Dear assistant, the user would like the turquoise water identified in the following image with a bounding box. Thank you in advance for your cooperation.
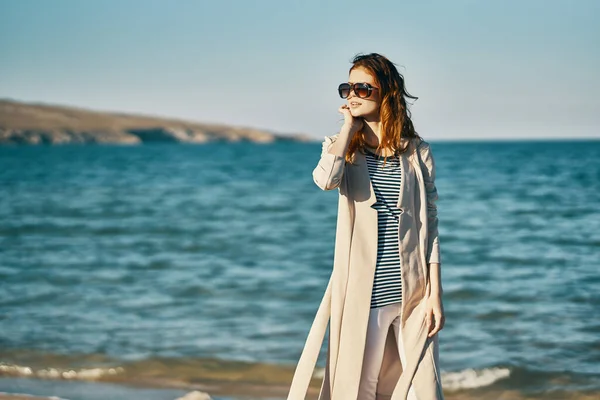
[1,139,599,399]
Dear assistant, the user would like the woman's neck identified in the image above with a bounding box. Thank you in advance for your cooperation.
[361,119,385,147]
[360,118,398,156]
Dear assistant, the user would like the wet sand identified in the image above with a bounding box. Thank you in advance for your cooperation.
[3,391,600,400]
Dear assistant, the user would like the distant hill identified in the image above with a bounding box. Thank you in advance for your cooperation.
[0,99,314,145]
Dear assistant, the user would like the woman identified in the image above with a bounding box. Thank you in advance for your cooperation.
[287,53,445,400]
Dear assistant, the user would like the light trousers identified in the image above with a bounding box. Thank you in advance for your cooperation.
[357,301,419,400]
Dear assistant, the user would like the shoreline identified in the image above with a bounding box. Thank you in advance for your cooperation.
[3,389,600,400]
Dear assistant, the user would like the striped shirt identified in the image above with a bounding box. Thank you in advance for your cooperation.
[364,148,403,309]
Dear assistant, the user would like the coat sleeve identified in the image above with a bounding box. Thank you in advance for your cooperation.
[417,140,441,265]
[312,134,346,191]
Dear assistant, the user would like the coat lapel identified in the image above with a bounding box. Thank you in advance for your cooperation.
[347,148,377,207]
[328,149,377,398]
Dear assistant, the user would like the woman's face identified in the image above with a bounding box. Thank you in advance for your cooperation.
[347,67,381,120]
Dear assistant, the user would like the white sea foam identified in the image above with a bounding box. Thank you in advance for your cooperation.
[313,366,510,390]
[0,362,124,380]
[175,390,213,400]
[441,367,511,390]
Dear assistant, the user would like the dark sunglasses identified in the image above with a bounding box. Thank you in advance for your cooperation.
[338,82,379,99]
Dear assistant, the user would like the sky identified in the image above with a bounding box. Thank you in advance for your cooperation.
[1,0,598,141]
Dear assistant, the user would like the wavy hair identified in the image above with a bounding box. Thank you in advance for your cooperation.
[344,52,422,165]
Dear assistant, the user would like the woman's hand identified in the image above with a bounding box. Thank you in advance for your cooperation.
[338,104,364,134]
[425,293,445,337]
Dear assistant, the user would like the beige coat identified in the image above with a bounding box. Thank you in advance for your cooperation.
[287,133,444,400]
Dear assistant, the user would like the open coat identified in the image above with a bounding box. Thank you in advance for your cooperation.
[287,134,445,400]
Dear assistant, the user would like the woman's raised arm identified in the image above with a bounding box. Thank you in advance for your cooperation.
[311,133,346,191]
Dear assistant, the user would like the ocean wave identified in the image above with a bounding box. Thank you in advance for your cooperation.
[441,366,511,390]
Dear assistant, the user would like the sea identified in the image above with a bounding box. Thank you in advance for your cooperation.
[0,138,599,400]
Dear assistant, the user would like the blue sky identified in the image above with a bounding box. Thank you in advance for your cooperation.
[1,0,598,140]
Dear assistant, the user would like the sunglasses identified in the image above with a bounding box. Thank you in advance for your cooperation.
[338,82,379,99]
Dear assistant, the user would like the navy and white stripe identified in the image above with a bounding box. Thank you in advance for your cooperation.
[364,148,403,309]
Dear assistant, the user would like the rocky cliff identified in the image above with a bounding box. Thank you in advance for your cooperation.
[0,99,313,145]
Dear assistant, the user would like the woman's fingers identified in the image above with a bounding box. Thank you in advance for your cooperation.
[338,104,350,119]
[428,312,444,337]
[425,309,434,334]
[339,104,351,115]
[429,314,439,337]
[338,104,363,133]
